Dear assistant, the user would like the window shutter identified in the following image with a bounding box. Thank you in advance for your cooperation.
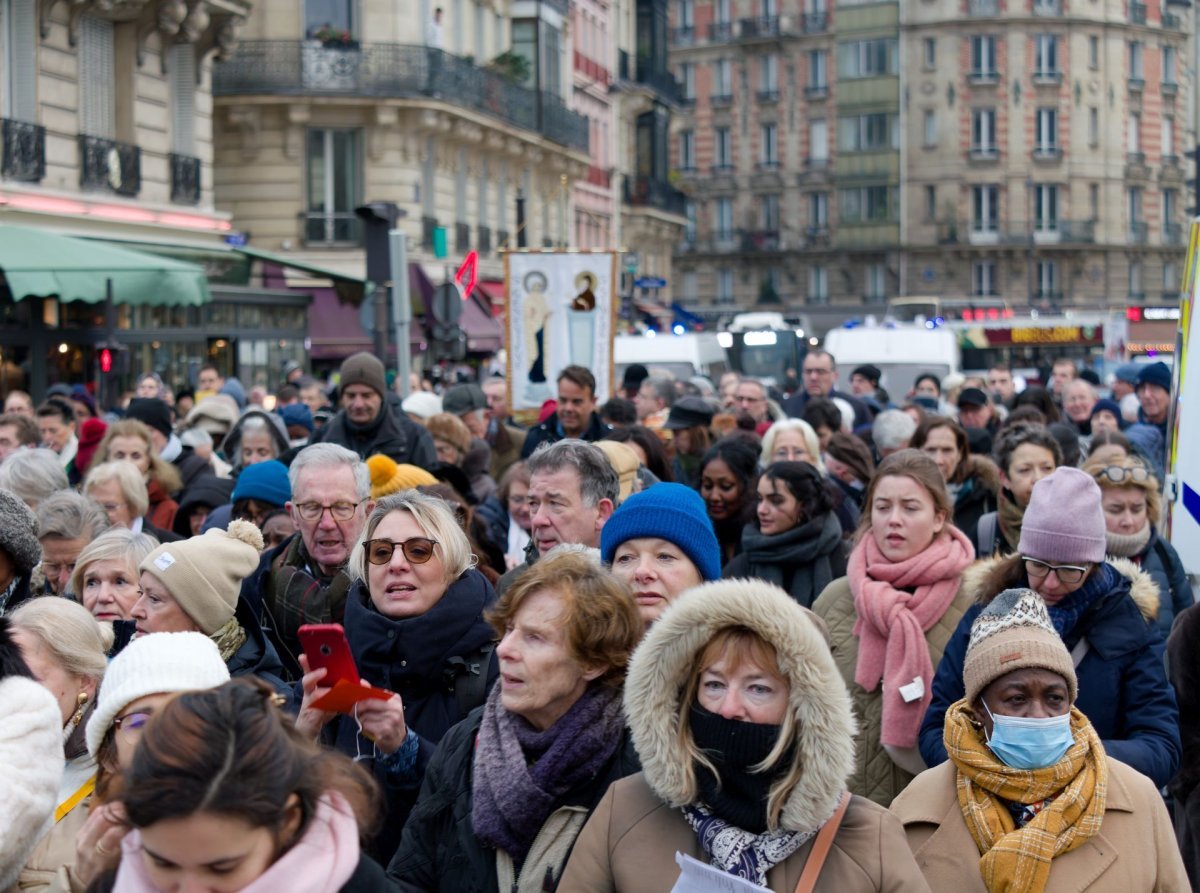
[7,0,38,121]
[79,15,114,138]
[168,44,196,154]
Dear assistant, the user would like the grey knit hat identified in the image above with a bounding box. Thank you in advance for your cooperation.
[0,488,41,575]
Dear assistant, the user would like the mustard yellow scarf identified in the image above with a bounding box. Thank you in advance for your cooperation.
[944,700,1107,893]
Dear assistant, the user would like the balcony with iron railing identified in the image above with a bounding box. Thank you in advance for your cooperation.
[739,15,780,38]
[940,218,1096,246]
[804,83,829,99]
[802,11,829,32]
[213,41,589,152]
[710,92,734,107]
[670,25,695,44]
[1163,11,1182,28]
[708,20,734,41]
[1130,1,1146,23]
[968,0,998,15]
[1165,223,1183,245]
[617,50,682,103]
[1032,68,1062,85]
[1129,221,1149,244]
[1032,145,1062,162]
[968,68,1000,85]
[302,211,362,245]
[1128,76,1145,92]
[1,118,45,183]
[1032,0,1062,15]
[478,225,491,255]
[1163,79,1179,96]
[622,174,687,217]
[169,153,201,205]
[756,88,780,102]
[78,134,141,197]
[968,145,999,163]
[740,228,782,252]
[455,221,471,252]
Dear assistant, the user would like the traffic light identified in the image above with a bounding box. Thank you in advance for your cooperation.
[99,348,113,373]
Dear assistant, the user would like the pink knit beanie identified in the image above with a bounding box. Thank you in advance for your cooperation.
[1017,466,1106,564]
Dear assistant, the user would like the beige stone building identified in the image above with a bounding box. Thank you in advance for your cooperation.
[903,0,1192,308]
[211,0,590,302]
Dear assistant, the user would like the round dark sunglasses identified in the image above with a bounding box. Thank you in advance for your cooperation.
[364,537,439,566]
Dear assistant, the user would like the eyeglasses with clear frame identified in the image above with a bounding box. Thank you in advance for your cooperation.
[293,501,362,522]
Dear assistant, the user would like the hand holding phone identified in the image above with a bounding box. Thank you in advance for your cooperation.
[297,624,392,715]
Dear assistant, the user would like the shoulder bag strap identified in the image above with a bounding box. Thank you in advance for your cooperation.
[793,791,851,893]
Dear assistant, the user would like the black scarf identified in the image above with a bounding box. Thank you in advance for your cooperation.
[737,512,843,608]
[690,704,789,834]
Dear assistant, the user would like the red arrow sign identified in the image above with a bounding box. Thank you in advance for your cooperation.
[454,251,478,300]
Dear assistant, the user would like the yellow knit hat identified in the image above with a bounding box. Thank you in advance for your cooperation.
[367,454,438,499]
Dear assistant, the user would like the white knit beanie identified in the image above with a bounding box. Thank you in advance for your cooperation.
[86,631,230,759]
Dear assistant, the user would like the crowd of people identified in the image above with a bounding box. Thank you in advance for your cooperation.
[0,346,1196,892]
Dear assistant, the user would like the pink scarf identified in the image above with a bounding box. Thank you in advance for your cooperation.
[848,526,974,748]
[113,792,360,893]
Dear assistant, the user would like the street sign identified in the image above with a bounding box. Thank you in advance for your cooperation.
[455,251,478,298]
[635,276,667,289]
[431,283,463,324]
[624,251,640,273]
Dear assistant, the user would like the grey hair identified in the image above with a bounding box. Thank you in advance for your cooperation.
[10,597,112,680]
[179,427,212,449]
[872,409,917,452]
[69,527,159,601]
[288,443,370,501]
[0,448,69,508]
[1065,378,1097,400]
[643,375,676,408]
[543,542,602,565]
[760,419,826,474]
[348,489,474,585]
[84,461,150,517]
[526,439,620,508]
[36,490,111,542]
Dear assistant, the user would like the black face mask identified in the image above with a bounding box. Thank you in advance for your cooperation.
[689,703,790,833]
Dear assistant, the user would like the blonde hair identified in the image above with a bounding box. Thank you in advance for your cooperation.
[759,419,825,474]
[96,419,182,494]
[10,597,113,681]
[70,527,160,600]
[675,627,800,830]
[84,461,150,518]
[1083,454,1162,526]
[349,490,475,585]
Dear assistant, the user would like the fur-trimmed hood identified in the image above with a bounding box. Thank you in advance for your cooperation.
[624,579,856,833]
[962,453,1001,495]
[959,553,1160,623]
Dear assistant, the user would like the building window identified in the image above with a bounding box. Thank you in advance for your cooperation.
[1037,260,1058,298]
[717,267,734,303]
[760,123,778,165]
[715,127,731,168]
[714,197,732,239]
[1034,34,1058,76]
[682,270,698,300]
[759,54,778,96]
[1129,260,1143,297]
[809,191,828,227]
[838,113,897,152]
[679,0,694,30]
[865,263,886,301]
[1034,183,1058,233]
[923,37,936,69]
[1128,113,1141,154]
[809,118,828,163]
[762,193,780,230]
[305,128,361,243]
[1089,182,1099,219]
[840,185,893,222]
[683,200,697,242]
[1035,107,1057,152]
[1088,107,1098,147]
[4,0,38,121]
[972,261,997,296]
[1163,116,1174,157]
[1088,34,1098,69]
[1165,189,1178,222]
[715,0,730,24]
[679,130,694,169]
[79,15,115,138]
[970,35,997,77]
[838,38,897,78]
[808,265,828,304]
[1129,41,1143,81]
[304,0,354,37]
[167,44,195,155]
[925,184,936,220]
[971,184,999,236]
[1164,261,1179,293]
[923,110,937,147]
[713,59,732,97]
[679,62,695,100]
[808,49,827,89]
[1163,46,1177,86]
[971,108,996,152]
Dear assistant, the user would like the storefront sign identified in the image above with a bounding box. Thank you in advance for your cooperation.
[983,325,1103,346]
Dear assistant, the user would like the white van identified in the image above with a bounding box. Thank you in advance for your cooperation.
[823,323,961,399]
[614,333,730,384]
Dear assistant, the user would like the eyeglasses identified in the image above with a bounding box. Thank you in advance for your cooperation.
[293,501,361,522]
[1022,557,1089,585]
[1096,465,1151,485]
[112,710,152,743]
[41,561,76,578]
[364,537,439,566]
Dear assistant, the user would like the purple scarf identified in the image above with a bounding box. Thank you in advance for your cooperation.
[472,682,625,862]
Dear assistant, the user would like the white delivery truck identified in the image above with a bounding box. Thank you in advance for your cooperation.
[614,332,730,384]
[822,322,961,401]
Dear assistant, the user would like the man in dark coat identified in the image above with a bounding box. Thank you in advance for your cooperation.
[521,365,612,458]
[781,349,872,429]
[310,352,437,470]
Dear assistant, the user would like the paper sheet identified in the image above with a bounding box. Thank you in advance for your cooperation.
[311,679,393,713]
[669,853,766,892]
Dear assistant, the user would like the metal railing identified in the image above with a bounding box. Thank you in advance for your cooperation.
[941,218,1096,245]
[302,211,362,245]
[968,0,998,15]
[740,228,781,251]
[78,134,140,196]
[804,83,829,99]
[1162,11,1182,28]
[1128,76,1145,91]
[708,21,734,40]
[1130,1,1146,23]
[1032,145,1062,161]
[669,25,695,45]
[422,215,439,246]
[756,89,780,102]
[622,175,686,216]
[455,221,470,253]
[1032,69,1062,85]
[1129,221,1149,244]
[710,92,734,106]
[1165,223,1183,245]
[739,15,779,37]
[478,225,491,255]
[213,41,589,152]
[802,12,829,32]
[169,153,201,205]
[968,146,999,161]
[968,69,1000,84]
[1032,0,1061,14]
[1,118,44,183]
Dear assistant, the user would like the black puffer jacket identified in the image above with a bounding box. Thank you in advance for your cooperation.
[312,405,437,470]
[327,569,499,862]
[951,455,999,553]
[226,598,292,707]
[520,412,611,458]
[388,707,640,893]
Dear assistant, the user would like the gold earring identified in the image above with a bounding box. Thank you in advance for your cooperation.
[69,691,88,727]
[77,691,89,707]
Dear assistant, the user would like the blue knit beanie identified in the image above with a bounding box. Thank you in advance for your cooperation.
[600,483,721,582]
[1090,398,1126,429]
[231,459,291,507]
[1136,361,1172,393]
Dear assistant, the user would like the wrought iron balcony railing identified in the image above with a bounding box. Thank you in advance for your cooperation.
[78,134,140,197]
[1,118,45,183]
[169,152,201,205]
[622,175,686,216]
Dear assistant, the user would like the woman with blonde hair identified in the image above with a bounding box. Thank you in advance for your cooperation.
[7,597,111,893]
[69,528,159,648]
[83,462,178,543]
[93,419,182,531]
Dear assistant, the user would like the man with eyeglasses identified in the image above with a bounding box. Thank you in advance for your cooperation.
[781,348,872,429]
[239,443,375,678]
[921,466,1181,790]
[34,491,110,597]
[732,378,772,425]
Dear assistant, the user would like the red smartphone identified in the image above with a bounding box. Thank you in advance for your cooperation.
[297,624,360,688]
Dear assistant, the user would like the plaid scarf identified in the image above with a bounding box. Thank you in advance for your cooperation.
[944,700,1107,893]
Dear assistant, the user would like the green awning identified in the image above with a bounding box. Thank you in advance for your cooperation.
[236,245,369,305]
[0,225,211,305]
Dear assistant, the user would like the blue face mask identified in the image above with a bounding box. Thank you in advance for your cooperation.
[982,700,1074,770]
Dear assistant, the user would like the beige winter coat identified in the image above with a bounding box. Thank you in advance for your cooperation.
[558,578,932,893]
[5,756,94,893]
[811,575,973,807]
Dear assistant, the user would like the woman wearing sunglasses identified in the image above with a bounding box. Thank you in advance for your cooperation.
[919,467,1180,791]
[1085,455,1194,636]
[295,489,497,863]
